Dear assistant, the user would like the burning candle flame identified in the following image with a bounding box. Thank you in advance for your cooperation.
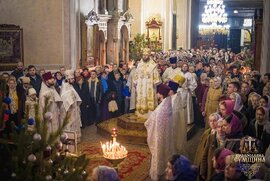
[100,128,128,159]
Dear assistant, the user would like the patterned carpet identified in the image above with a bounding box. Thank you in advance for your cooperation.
[80,142,150,181]
[79,124,204,181]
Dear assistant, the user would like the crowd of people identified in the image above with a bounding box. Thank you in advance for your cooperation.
[1,46,270,180]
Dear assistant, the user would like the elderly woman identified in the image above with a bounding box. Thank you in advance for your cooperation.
[165,154,197,181]
[92,166,120,181]
[224,155,247,180]
[200,118,226,181]
[209,148,234,181]
[194,113,221,180]
[247,92,261,123]
[204,77,223,128]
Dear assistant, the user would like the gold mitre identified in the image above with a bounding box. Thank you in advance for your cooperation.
[173,74,186,85]
[142,48,151,56]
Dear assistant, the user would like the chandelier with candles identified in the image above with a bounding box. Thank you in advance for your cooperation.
[199,0,230,35]
[100,128,128,170]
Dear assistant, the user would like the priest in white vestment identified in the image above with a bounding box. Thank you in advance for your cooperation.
[162,57,183,83]
[60,70,82,142]
[39,72,62,133]
[145,84,174,180]
[180,63,197,124]
[168,80,188,154]
[133,48,161,118]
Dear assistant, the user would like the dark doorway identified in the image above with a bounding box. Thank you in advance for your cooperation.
[228,29,241,53]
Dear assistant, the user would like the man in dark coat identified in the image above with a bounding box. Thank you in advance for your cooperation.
[86,70,103,124]
[73,76,92,127]
[26,65,42,97]
[11,61,24,80]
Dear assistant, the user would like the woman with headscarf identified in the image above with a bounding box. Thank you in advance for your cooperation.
[194,113,221,180]
[246,92,261,124]
[229,92,249,135]
[224,155,248,181]
[219,100,235,118]
[209,148,234,181]
[219,100,244,152]
[195,73,209,127]
[221,111,243,153]
[92,166,120,181]
[165,154,197,181]
[54,71,64,94]
[259,95,270,109]
[200,117,225,181]
[229,92,244,113]
[204,77,223,128]
[248,106,270,153]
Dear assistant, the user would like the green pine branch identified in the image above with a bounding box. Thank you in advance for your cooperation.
[0,95,89,181]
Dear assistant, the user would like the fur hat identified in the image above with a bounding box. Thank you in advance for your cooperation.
[108,100,118,112]
[22,77,30,84]
[28,88,36,96]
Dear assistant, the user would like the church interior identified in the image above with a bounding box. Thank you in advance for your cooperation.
[1,0,270,181]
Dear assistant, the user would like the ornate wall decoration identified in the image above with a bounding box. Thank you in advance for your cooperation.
[0,24,23,71]
[85,9,100,26]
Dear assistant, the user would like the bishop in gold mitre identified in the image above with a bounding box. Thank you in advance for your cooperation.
[133,48,161,119]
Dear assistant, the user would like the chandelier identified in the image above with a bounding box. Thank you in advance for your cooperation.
[199,0,230,35]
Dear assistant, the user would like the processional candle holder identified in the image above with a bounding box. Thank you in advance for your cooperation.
[100,128,128,172]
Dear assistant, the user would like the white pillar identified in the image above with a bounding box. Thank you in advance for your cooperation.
[70,0,81,69]
[187,0,192,49]
[176,0,190,49]
[260,0,270,74]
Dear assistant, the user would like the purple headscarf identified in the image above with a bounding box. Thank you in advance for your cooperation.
[224,100,235,116]
[216,148,234,170]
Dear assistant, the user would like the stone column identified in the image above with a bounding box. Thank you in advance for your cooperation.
[107,18,120,64]
[104,0,108,14]
[69,0,81,69]
[260,0,270,74]
[176,0,189,49]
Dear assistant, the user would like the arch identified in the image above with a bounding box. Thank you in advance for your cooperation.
[120,25,129,63]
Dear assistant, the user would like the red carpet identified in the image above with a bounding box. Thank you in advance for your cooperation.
[80,143,150,181]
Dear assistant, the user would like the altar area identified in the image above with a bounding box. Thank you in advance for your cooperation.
[96,113,196,145]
